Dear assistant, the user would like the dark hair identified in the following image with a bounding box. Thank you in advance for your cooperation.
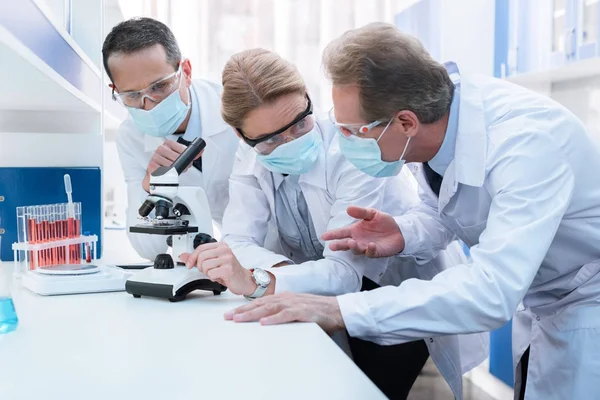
[102,17,181,82]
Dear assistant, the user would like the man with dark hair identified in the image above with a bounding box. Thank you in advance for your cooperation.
[102,17,240,260]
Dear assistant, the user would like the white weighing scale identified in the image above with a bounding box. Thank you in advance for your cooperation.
[20,264,132,296]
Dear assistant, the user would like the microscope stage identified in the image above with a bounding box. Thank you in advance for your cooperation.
[130,224,199,235]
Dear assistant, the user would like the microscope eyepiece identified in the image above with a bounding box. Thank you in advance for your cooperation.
[173,137,206,175]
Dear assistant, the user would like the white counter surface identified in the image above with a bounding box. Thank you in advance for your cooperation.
[0,250,385,400]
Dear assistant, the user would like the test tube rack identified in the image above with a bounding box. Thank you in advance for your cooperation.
[12,235,98,269]
[11,202,97,274]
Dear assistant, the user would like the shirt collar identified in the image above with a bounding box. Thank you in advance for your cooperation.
[180,87,201,141]
[428,85,460,177]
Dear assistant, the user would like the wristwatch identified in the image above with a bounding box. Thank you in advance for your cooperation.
[245,268,271,300]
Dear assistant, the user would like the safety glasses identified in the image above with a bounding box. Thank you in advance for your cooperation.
[238,95,314,155]
[112,64,183,109]
[328,107,386,137]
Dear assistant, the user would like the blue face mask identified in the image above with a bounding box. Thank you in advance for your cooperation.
[127,83,191,138]
[338,118,411,178]
[256,129,322,175]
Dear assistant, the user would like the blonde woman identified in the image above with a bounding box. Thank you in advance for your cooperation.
[181,48,487,400]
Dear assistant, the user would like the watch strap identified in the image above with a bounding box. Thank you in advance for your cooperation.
[245,269,269,300]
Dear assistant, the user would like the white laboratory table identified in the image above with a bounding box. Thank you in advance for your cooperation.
[0,262,386,400]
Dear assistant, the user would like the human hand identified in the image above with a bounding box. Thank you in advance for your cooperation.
[224,292,345,334]
[180,242,271,296]
[142,140,204,192]
[321,206,405,258]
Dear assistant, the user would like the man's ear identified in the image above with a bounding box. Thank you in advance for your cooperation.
[181,59,193,84]
[395,110,420,138]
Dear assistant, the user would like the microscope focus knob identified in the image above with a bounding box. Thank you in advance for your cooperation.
[193,233,217,249]
[166,235,173,248]
[154,254,174,270]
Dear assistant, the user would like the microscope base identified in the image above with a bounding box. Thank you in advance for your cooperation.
[125,266,227,302]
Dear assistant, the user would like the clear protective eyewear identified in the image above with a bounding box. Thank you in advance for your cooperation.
[112,65,183,109]
[328,107,385,137]
[238,95,315,155]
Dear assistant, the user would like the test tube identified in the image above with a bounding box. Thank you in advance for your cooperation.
[61,203,69,264]
[56,204,63,265]
[49,205,57,266]
[75,202,82,263]
[43,205,51,267]
[26,206,36,270]
[16,207,27,275]
[84,231,92,263]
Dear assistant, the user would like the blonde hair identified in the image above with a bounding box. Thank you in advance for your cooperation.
[323,22,454,124]
[221,48,306,129]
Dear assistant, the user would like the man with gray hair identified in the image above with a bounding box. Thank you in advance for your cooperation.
[225,22,600,400]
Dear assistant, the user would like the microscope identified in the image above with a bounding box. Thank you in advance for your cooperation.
[125,137,227,302]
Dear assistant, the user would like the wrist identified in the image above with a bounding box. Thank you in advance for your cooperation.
[242,268,256,296]
[265,272,276,296]
[243,269,276,298]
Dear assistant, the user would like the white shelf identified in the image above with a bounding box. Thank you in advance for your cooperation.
[0,0,103,114]
[0,25,101,113]
[506,57,600,86]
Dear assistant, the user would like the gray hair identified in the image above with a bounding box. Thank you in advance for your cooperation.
[322,22,454,124]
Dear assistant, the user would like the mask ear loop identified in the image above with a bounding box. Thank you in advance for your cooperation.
[399,137,411,160]
[376,117,411,162]
[376,118,394,142]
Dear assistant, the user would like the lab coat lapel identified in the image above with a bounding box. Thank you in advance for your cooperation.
[252,158,280,220]
[193,80,231,183]
[299,135,330,236]
[438,76,487,212]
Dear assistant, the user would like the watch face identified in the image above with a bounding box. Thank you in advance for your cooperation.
[254,269,271,286]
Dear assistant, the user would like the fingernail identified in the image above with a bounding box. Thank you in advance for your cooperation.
[224,311,234,320]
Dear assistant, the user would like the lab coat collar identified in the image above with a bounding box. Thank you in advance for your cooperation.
[452,74,487,188]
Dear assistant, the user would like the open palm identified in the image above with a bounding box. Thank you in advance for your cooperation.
[321,206,406,258]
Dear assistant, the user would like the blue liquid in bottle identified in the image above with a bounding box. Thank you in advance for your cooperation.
[0,297,18,334]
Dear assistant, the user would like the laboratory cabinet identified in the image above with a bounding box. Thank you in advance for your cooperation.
[497,0,600,79]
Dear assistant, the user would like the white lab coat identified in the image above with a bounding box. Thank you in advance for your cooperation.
[116,79,240,261]
[221,121,488,399]
[338,73,600,399]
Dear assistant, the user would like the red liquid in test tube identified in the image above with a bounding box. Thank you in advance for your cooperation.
[76,218,81,263]
[27,207,36,270]
[42,206,50,267]
[49,206,56,266]
[35,207,45,267]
